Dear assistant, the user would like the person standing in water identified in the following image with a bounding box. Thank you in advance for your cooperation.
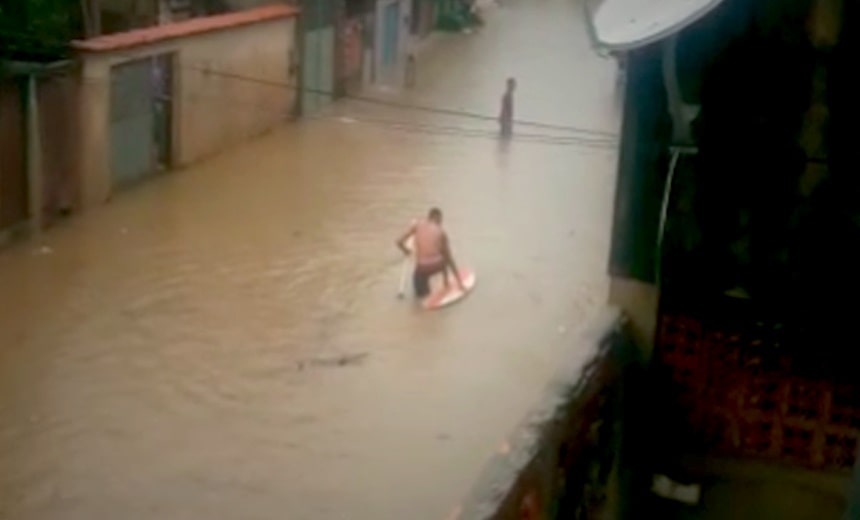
[396,208,464,299]
[499,77,516,138]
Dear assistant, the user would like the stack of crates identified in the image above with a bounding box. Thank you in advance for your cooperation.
[656,310,860,470]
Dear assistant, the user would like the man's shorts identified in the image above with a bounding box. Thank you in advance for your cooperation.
[413,261,446,298]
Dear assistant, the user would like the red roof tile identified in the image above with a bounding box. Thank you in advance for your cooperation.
[73,4,300,53]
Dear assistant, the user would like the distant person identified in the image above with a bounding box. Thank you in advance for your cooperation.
[499,77,516,138]
[396,208,464,298]
[406,54,416,88]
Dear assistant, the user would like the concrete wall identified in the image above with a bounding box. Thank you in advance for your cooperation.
[38,72,81,219]
[450,309,636,520]
[76,8,297,207]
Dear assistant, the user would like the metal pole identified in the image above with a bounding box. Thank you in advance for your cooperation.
[26,75,43,235]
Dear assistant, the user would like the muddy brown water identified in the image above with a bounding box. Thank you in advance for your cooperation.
[0,0,619,518]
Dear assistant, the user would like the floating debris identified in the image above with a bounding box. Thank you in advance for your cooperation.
[297,352,369,371]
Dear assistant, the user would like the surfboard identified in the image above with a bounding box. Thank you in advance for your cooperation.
[422,268,477,310]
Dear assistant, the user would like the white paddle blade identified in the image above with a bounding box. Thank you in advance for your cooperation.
[396,231,415,299]
[397,256,411,298]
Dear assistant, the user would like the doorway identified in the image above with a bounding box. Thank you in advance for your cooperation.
[382,1,400,68]
[109,54,174,188]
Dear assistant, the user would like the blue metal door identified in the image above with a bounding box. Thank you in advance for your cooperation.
[302,0,335,114]
[303,28,335,114]
[382,2,400,67]
[110,59,154,187]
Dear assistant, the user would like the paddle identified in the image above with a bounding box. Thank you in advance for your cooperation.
[397,254,412,299]
[397,232,416,299]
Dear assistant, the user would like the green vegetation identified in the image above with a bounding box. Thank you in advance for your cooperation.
[0,0,83,61]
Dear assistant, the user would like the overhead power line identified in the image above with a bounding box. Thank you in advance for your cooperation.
[0,26,619,146]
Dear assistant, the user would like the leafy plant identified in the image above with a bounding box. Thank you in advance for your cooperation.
[0,0,84,61]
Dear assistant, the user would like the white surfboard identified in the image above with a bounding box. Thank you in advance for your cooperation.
[422,268,477,310]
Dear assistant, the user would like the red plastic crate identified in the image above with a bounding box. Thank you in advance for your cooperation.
[783,378,828,422]
[739,376,783,416]
[659,314,702,345]
[780,423,817,464]
[738,418,780,458]
[830,384,860,429]
[701,407,739,452]
[822,427,858,469]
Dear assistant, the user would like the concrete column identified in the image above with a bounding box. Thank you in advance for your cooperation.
[77,60,112,208]
[26,75,44,235]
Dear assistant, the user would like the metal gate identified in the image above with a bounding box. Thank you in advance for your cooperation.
[302,0,335,114]
[152,54,173,171]
[110,59,156,187]
[382,1,400,67]
[0,81,27,230]
[303,28,335,114]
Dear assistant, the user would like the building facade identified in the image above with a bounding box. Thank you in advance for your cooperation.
[73,5,300,207]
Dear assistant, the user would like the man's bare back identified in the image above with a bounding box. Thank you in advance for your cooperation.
[396,208,464,298]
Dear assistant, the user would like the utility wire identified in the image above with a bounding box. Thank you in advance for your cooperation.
[191,64,617,139]
[52,67,615,149]
[325,113,617,148]
[0,26,618,142]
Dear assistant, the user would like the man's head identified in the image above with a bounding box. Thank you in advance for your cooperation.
[507,77,516,92]
[428,207,443,224]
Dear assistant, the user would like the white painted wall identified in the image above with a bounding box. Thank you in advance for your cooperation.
[77,16,297,206]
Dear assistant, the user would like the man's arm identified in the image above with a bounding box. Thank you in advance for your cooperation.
[395,223,416,256]
[441,234,465,290]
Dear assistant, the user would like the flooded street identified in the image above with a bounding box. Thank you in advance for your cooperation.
[0,0,618,518]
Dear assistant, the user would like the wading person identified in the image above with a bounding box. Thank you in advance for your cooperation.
[405,54,416,88]
[396,208,464,299]
[499,77,516,138]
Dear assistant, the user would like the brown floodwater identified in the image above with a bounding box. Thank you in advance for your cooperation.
[0,0,619,518]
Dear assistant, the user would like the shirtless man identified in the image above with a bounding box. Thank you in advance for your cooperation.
[396,208,464,299]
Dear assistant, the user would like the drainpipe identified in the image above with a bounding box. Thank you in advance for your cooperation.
[25,74,44,235]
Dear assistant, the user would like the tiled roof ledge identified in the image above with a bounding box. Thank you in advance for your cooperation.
[72,4,300,53]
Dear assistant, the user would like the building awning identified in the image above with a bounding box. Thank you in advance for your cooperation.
[585,0,724,51]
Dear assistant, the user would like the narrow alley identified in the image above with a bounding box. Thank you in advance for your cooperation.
[0,0,619,518]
